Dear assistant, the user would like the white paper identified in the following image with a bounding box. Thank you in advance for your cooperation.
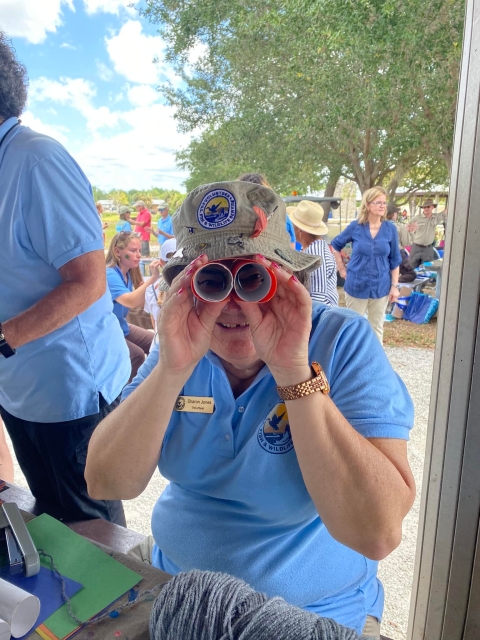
[0,618,10,640]
[0,578,40,638]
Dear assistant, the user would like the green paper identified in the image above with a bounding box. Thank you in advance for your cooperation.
[27,514,142,638]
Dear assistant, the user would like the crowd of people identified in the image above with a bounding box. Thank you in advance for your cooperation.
[0,33,428,639]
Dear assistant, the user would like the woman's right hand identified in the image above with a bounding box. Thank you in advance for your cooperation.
[339,267,347,279]
[157,255,225,375]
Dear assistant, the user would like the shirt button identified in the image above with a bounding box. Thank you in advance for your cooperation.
[224,434,230,441]
[238,406,245,413]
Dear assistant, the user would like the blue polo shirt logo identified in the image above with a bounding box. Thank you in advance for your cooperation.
[257,403,294,454]
[197,189,236,229]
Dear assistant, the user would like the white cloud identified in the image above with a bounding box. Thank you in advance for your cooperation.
[0,0,74,44]
[26,73,191,189]
[127,84,160,106]
[75,103,191,190]
[97,61,114,82]
[21,111,70,145]
[105,20,179,86]
[60,42,76,50]
[82,0,136,15]
[29,76,119,131]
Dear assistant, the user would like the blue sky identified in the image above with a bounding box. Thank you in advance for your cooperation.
[0,0,197,190]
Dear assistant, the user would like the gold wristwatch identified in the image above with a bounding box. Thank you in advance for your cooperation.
[276,362,330,401]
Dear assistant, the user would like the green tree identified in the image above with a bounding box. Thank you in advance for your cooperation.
[107,190,129,208]
[143,0,464,194]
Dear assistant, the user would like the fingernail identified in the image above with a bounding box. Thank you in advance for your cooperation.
[271,261,280,269]
[198,253,206,259]
[177,287,184,295]
[291,275,299,283]
[256,254,266,260]
[186,267,194,275]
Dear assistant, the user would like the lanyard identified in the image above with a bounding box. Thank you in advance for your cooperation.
[0,121,19,150]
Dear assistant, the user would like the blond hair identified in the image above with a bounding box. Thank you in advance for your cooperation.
[105,232,143,289]
[358,187,387,225]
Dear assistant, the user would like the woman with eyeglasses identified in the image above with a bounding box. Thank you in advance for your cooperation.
[331,187,401,344]
[106,231,161,381]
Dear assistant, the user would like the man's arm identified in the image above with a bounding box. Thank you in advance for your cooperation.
[2,251,106,350]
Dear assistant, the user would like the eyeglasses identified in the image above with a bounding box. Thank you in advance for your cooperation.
[370,201,387,207]
[192,259,277,303]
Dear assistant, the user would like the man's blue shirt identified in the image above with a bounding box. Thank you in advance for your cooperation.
[157,216,174,245]
[331,220,402,299]
[0,118,129,422]
[123,304,414,633]
[106,267,133,336]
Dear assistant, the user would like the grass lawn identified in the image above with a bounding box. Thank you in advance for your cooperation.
[337,287,437,350]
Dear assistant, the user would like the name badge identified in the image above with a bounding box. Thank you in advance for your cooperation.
[174,396,215,414]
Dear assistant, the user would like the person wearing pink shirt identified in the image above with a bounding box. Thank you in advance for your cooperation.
[133,200,152,257]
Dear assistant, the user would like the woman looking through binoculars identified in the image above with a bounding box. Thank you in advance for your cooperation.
[86,181,415,638]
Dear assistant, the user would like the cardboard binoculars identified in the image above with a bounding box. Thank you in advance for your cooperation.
[191,259,277,303]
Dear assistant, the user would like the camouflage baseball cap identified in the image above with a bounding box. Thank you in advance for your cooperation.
[163,181,321,285]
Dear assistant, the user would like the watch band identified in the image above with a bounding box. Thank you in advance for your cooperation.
[0,324,16,358]
[276,362,330,401]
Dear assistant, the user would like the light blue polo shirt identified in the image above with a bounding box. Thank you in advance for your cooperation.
[116,220,132,233]
[0,118,130,423]
[106,267,133,336]
[157,215,174,245]
[123,303,414,633]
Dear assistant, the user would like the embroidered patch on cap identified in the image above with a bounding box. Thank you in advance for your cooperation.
[257,403,294,454]
[197,189,236,230]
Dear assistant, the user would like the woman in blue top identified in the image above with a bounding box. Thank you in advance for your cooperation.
[116,206,133,233]
[331,187,401,344]
[106,232,160,381]
[87,181,415,638]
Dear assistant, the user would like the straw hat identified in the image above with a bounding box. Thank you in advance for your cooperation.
[286,200,328,236]
[162,181,321,285]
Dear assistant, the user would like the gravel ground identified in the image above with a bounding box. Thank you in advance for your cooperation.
[4,346,433,640]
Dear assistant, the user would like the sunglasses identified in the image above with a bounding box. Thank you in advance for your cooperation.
[116,231,141,241]
[192,259,277,303]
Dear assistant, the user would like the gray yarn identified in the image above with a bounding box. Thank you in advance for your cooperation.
[150,570,371,640]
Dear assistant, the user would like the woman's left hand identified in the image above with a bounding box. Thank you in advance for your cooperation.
[238,256,312,386]
[389,285,400,303]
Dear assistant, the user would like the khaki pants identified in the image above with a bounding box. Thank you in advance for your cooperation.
[345,293,389,344]
[363,615,381,638]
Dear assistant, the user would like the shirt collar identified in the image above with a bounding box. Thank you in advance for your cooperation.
[0,117,19,139]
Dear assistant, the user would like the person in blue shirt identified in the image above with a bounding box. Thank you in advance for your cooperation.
[86,180,415,639]
[331,187,402,344]
[148,202,175,246]
[116,205,133,232]
[106,232,161,381]
[0,33,129,524]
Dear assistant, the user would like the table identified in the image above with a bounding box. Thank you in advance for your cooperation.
[1,482,171,640]
[0,482,146,554]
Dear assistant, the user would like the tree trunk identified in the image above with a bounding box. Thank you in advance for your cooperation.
[321,169,341,222]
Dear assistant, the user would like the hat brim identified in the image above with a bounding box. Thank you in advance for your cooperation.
[286,211,329,237]
[162,231,321,286]
[419,203,437,208]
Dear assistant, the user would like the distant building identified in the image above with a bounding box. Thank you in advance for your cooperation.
[96,199,115,211]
